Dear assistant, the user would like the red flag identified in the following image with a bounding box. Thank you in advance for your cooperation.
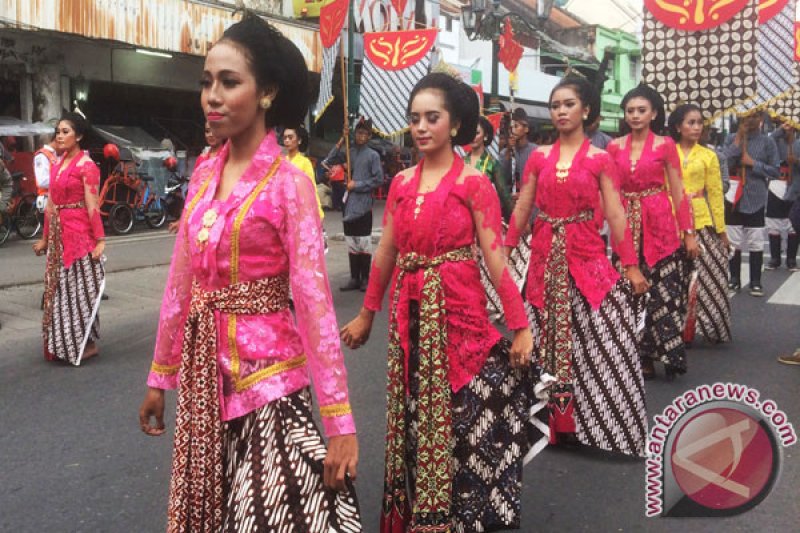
[486,112,503,134]
[320,0,349,49]
[795,22,800,61]
[363,29,437,71]
[391,0,408,17]
[497,22,523,73]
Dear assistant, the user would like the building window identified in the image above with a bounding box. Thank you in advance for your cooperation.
[629,56,639,83]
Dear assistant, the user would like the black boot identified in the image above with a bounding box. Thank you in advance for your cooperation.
[728,250,741,292]
[340,253,361,291]
[359,254,372,292]
[749,251,764,296]
[766,234,782,270]
[787,233,799,271]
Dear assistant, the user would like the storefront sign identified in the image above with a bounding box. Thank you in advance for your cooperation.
[0,0,323,71]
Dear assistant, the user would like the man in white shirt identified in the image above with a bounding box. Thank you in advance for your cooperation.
[33,134,58,209]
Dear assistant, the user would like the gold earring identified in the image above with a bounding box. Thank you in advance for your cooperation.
[450,128,458,137]
[260,96,272,110]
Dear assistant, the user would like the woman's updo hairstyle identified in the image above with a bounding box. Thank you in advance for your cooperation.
[407,72,479,146]
[621,84,666,135]
[667,103,703,142]
[59,112,89,144]
[477,116,494,147]
[549,75,600,128]
[219,13,309,129]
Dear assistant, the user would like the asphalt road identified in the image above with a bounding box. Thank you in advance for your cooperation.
[1,212,798,532]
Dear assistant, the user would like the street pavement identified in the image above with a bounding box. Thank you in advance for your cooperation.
[1,207,799,532]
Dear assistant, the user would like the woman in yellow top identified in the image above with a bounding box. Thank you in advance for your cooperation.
[668,104,732,344]
[284,125,324,220]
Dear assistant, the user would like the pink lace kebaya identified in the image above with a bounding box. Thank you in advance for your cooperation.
[147,131,354,437]
[44,155,104,267]
[364,156,528,392]
[505,141,638,310]
[606,131,694,267]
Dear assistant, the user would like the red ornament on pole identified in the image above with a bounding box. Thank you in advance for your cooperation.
[497,20,523,73]
[320,0,349,48]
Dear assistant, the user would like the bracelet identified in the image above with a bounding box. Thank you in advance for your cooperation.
[685,229,696,236]
[96,237,106,242]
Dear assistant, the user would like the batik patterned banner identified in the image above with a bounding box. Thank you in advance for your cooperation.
[313,37,340,121]
[737,0,797,115]
[360,29,437,136]
[641,0,758,119]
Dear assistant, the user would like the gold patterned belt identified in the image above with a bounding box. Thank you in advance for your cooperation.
[623,185,665,200]
[396,246,474,271]
[168,274,290,532]
[537,209,594,227]
[54,201,84,212]
[624,185,665,256]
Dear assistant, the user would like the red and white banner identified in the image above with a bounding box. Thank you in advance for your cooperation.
[314,0,349,121]
[359,29,437,136]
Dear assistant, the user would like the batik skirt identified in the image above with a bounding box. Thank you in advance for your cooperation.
[221,388,362,533]
[528,278,648,457]
[404,301,546,533]
[43,253,104,365]
[638,249,690,376]
[688,228,732,344]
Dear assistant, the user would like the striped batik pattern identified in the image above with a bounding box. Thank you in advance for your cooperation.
[46,254,104,366]
[221,388,361,533]
[739,0,798,114]
[360,52,431,136]
[694,227,732,344]
[569,279,648,457]
[313,38,340,122]
[527,279,648,457]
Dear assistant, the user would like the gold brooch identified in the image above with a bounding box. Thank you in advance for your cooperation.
[555,162,571,183]
[197,208,218,247]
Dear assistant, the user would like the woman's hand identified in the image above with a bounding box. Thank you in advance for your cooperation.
[139,387,166,436]
[503,245,514,260]
[91,240,105,260]
[719,231,731,249]
[340,308,374,349]
[32,239,46,256]
[624,265,651,294]
[324,434,358,492]
[509,328,534,368]
[684,233,701,260]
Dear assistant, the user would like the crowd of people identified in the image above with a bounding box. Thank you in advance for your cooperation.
[9,9,796,533]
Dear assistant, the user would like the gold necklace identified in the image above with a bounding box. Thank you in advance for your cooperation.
[555,161,571,183]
